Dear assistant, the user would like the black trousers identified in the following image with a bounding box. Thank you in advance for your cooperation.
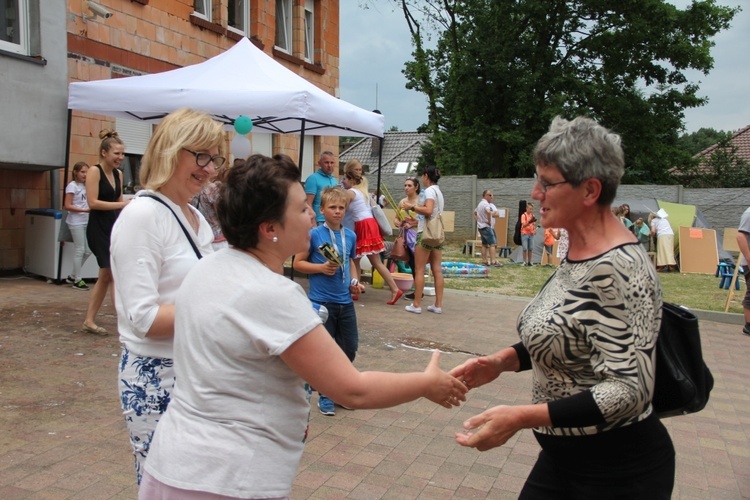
[520,414,675,500]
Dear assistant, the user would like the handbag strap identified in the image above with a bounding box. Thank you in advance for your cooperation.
[425,185,444,218]
[140,194,203,259]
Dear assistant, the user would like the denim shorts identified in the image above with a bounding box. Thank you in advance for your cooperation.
[479,227,497,246]
[521,233,534,251]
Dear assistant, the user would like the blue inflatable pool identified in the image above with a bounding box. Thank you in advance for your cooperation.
[439,261,490,278]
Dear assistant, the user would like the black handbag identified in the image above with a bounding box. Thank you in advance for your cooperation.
[652,302,714,418]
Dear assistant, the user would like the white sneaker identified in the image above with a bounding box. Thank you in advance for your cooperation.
[405,304,422,314]
[427,305,442,314]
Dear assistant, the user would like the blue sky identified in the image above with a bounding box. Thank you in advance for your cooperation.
[339,1,750,134]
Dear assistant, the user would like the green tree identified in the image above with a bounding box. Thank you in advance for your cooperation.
[677,127,731,156]
[390,0,738,181]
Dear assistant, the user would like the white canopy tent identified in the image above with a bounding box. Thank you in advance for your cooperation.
[68,37,385,139]
[65,38,386,282]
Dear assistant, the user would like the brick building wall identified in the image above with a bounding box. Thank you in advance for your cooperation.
[66,0,340,171]
[0,0,341,271]
[0,171,52,270]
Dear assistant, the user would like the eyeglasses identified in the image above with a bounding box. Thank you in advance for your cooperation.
[183,148,226,168]
[534,173,569,193]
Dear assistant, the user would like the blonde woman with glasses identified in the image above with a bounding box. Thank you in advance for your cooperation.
[110,108,225,484]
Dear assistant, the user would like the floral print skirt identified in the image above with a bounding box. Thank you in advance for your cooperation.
[118,346,175,484]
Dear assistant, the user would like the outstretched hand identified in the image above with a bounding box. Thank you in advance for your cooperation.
[424,351,468,409]
[449,356,502,390]
[455,405,522,451]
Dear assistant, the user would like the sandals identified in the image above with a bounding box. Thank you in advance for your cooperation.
[82,323,108,335]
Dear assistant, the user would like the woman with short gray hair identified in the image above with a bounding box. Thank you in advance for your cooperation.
[451,116,674,498]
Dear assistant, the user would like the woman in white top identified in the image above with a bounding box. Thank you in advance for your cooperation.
[399,166,445,315]
[342,160,403,304]
[138,154,467,499]
[110,108,224,484]
[63,161,92,290]
[649,212,676,272]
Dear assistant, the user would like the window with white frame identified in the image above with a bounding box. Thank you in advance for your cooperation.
[193,0,211,21]
[303,0,314,62]
[394,162,419,174]
[228,0,249,35]
[275,0,292,53]
[0,0,29,55]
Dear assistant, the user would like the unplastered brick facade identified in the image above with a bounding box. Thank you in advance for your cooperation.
[0,1,340,271]
[67,0,339,168]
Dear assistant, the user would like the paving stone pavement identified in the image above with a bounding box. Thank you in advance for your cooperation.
[0,275,749,499]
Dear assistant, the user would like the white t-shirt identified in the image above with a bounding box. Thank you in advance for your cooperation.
[144,248,322,498]
[110,190,214,359]
[650,217,673,237]
[475,199,497,229]
[418,185,444,232]
[348,188,373,222]
[738,207,750,266]
[65,181,89,226]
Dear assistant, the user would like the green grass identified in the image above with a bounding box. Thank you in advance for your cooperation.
[438,243,744,314]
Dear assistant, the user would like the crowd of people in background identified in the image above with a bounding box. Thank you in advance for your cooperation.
[514,199,680,272]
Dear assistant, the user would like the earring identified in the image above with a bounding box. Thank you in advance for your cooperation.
[272,236,278,243]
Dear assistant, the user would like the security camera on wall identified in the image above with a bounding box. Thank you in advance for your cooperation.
[86,1,113,20]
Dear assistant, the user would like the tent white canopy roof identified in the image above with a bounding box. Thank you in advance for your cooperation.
[68,38,384,138]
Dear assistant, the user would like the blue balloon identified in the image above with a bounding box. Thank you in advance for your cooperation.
[234,115,253,135]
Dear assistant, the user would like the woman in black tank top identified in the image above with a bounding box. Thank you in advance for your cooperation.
[82,130,131,335]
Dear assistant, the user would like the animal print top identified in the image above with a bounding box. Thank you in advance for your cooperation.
[516,242,662,436]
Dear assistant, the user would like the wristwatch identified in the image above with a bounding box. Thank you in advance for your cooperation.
[350,279,359,287]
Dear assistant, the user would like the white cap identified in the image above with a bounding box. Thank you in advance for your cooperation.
[656,208,668,219]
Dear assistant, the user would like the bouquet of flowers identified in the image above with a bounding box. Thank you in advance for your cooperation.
[380,183,407,221]
[317,242,344,266]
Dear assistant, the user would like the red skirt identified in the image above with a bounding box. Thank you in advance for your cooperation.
[354,218,385,257]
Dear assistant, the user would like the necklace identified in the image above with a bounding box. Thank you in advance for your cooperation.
[99,164,116,187]
[182,206,199,232]
[243,248,279,274]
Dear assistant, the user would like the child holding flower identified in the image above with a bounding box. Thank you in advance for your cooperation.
[293,186,364,416]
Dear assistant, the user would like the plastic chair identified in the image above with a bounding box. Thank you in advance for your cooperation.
[717,263,741,290]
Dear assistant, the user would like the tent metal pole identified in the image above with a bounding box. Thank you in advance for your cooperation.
[375,134,384,201]
[290,119,307,282]
[297,119,306,171]
[372,110,384,201]
[56,109,74,284]
[63,109,72,204]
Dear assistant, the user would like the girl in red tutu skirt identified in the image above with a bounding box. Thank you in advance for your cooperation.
[343,160,403,304]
